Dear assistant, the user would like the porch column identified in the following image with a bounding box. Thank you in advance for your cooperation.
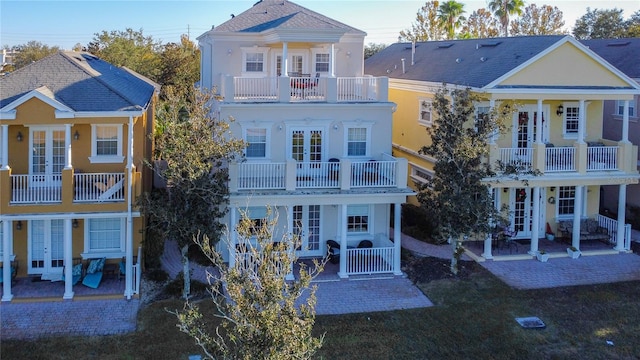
[330,44,336,78]
[571,185,584,250]
[536,99,543,144]
[489,99,497,144]
[124,115,134,299]
[228,206,237,268]
[282,42,288,76]
[530,187,540,254]
[338,204,347,278]
[285,205,294,281]
[577,100,586,144]
[64,124,72,169]
[482,188,496,259]
[393,203,402,275]
[63,218,74,299]
[2,220,12,302]
[1,124,8,169]
[615,184,627,251]
[622,100,630,143]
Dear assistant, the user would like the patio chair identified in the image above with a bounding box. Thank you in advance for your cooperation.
[82,257,105,289]
[326,240,340,264]
[118,256,138,281]
[0,259,19,285]
[357,240,373,248]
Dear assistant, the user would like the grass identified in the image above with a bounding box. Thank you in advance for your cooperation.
[2,259,640,359]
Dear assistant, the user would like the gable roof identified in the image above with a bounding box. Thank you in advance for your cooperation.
[365,35,566,88]
[203,0,363,35]
[580,38,640,80]
[0,52,159,113]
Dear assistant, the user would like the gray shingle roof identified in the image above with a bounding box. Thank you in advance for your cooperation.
[364,35,566,88]
[0,52,158,112]
[212,0,363,34]
[580,38,640,79]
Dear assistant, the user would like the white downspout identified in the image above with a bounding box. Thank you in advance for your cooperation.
[2,124,10,169]
[124,115,134,299]
[1,220,12,302]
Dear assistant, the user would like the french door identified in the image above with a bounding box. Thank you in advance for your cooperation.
[29,219,64,279]
[276,53,305,76]
[511,188,545,239]
[30,127,65,187]
[293,205,322,256]
[291,128,324,178]
[514,106,549,148]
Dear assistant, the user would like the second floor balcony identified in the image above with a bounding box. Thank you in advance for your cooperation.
[229,153,407,192]
[220,75,389,104]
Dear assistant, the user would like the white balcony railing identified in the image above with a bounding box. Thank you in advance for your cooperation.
[10,174,62,203]
[499,148,533,171]
[587,146,618,171]
[546,147,576,172]
[237,162,286,190]
[74,173,125,202]
[337,77,379,102]
[233,77,278,102]
[346,234,395,275]
[350,160,397,188]
[596,214,631,250]
[296,161,340,188]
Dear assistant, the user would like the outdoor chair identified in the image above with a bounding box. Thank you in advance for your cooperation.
[0,259,19,285]
[357,240,373,248]
[326,240,341,264]
[82,257,105,289]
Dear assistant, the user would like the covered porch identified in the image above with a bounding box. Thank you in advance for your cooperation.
[0,274,126,301]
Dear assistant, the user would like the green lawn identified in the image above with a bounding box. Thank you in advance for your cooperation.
[3,259,640,359]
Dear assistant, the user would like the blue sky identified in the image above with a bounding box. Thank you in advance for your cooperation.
[1,1,638,50]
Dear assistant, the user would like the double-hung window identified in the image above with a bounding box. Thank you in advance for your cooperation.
[241,47,269,76]
[90,124,124,163]
[557,186,576,218]
[347,205,369,233]
[347,128,367,157]
[245,128,267,158]
[85,218,125,255]
[410,163,433,188]
[616,100,636,117]
[245,53,264,72]
[418,99,432,127]
[315,53,330,73]
[475,104,491,132]
[563,103,579,138]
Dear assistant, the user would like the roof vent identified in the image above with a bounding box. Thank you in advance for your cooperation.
[607,41,630,47]
[480,57,487,62]
[438,43,454,48]
[477,41,501,49]
[455,58,462,63]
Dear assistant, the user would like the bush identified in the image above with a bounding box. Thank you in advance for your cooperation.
[143,225,165,269]
[164,271,208,299]
[400,204,440,243]
[145,268,169,282]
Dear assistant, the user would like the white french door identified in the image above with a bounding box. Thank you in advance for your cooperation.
[29,219,64,279]
[513,105,549,147]
[276,53,306,76]
[512,188,532,238]
[30,127,65,187]
[293,205,322,256]
[291,128,324,178]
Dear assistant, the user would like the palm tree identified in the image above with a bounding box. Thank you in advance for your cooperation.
[488,0,525,37]
[437,1,466,40]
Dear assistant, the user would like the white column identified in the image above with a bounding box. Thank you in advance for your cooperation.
[229,206,237,268]
[338,204,347,278]
[1,220,12,302]
[615,184,627,251]
[285,205,294,281]
[393,203,402,275]
[483,188,499,259]
[622,100,630,142]
[330,43,336,78]
[530,187,540,254]
[64,124,72,169]
[572,185,584,250]
[1,125,9,169]
[63,218,74,299]
[282,42,288,77]
[577,100,586,143]
[536,99,543,144]
[489,99,497,144]
[124,116,134,299]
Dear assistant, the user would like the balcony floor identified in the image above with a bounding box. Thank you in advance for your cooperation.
[2,275,124,300]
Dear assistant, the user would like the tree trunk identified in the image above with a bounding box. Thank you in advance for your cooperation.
[181,244,191,299]
[450,236,464,275]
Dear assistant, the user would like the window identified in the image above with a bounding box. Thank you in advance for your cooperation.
[245,52,264,72]
[246,128,267,158]
[86,218,124,254]
[475,104,490,132]
[557,186,575,217]
[347,205,369,233]
[90,124,124,163]
[347,128,367,156]
[563,104,579,137]
[410,163,433,187]
[418,99,432,127]
[315,53,329,73]
[616,100,636,117]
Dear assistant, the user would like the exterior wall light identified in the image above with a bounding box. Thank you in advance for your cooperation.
[74,131,80,140]
[556,105,564,116]
[16,131,23,142]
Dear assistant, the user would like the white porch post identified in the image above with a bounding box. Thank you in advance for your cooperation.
[577,100,586,143]
[1,220,12,302]
[229,206,237,268]
[64,124,72,169]
[330,44,336,78]
[572,185,584,250]
[530,187,540,254]
[489,99,497,144]
[393,203,402,275]
[285,205,294,281]
[536,99,543,144]
[282,42,288,76]
[1,125,9,169]
[482,188,496,259]
[124,116,134,299]
[615,184,627,251]
[622,100,630,142]
[63,218,74,299]
[338,204,347,278]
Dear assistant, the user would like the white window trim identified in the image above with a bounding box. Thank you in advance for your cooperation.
[82,217,126,258]
[311,48,330,75]
[418,98,433,127]
[474,102,491,132]
[409,162,434,187]
[615,99,637,119]
[243,127,271,160]
[555,186,587,220]
[89,124,125,164]
[343,121,374,158]
[0,221,15,261]
[241,47,270,77]
[346,204,372,235]
[562,102,579,140]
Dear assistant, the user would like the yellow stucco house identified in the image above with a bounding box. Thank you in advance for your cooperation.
[0,52,158,300]
[365,35,640,260]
